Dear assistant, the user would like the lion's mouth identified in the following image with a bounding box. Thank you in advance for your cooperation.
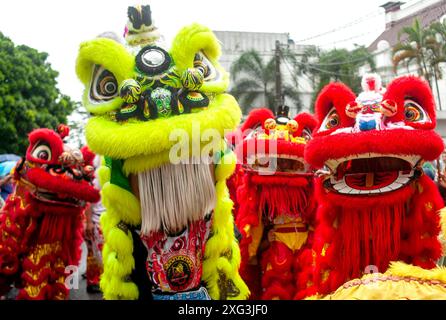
[245,154,309,175]
[324,154,421,194]
[32,189,85,207]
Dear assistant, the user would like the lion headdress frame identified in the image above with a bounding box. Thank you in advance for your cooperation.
[231,106,318,300]
[0,125,100,300]
[76,4,248,300]
[301,73,446,298]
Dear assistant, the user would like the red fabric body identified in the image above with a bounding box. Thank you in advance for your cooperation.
[232,109,318,300]
[300,76,444,297]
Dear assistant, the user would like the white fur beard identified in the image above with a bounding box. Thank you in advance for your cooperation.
[138,162,216,236]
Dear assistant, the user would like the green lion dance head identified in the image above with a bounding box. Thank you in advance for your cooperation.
[76,4,248,300]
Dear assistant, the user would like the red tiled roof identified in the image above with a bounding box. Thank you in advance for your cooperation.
[368,0,446,51]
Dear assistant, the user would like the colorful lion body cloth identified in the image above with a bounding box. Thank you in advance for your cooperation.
[76,5,248,300]
[232,107,317,300]
[303,74,445,298]
[0,125,100,300]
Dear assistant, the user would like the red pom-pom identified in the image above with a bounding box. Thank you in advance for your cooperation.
[57,124,70,139]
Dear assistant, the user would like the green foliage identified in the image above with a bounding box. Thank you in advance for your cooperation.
[230,50,275,114]
[229,49,304,115]
[393,18,446,81]
[306,46,375,109]
[0,32,75,155]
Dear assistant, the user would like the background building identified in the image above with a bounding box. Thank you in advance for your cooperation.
[213,30,315,116]
[366,0,446,137]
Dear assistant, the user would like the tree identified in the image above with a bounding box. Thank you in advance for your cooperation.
[428,20,446,78]
[230,50,276,114]
[0,32,76,155]
[392,18,439,80]
[230,49,307,115]
[305,46,375,109]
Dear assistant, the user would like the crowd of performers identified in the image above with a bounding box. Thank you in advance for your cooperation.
[1,5,446,300]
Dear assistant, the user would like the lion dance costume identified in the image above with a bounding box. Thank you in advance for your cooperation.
[302,74,446,299]
[0,125,100,300]
[233,106,317,300]
[75,5,248,300]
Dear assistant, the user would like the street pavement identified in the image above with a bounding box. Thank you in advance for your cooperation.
[69,241,103,300]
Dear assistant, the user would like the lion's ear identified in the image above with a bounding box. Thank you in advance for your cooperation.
[76,38,134,115]
[294,112,318,134]
[383,75,436,129]
[241,108,275,131]
[170,23,229,93]
[314,82,356,133]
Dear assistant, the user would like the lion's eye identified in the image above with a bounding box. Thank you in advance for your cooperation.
[32,143,52,161]
[90,65,118,102]
[194,52,220,82]
[320,107,340,131]
[404,99,429,123]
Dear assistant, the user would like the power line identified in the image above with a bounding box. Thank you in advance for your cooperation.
[294,10,384,43]
[280,54,312,93]
[294,0,422,44]
[282,50,359,79]
[318,30,377,48]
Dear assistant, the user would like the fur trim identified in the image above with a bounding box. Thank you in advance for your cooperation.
[240,108,274,132]
[101,182,141,226]
[306,129,444,168]
[98,165,111,188]
[81,146,95,166]
[86,93,241,170]
[314,82,357,133]
[100,155,248,300]
[387,261,446,281]
[202,163,250,300]
[215,151,237,182]
[27,129,64,165]
[170,23,228,93]
[76,38,134,114]
[307,175,443,297]
[101,275,139,300]
[294,112,318,133]
[122,138,224,175]
[27,168,100,203]
[384,75,436,127]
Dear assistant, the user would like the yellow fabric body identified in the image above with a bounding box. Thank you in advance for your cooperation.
[99,151,249,300]
[317,261,446,300]
[77,20,247,300]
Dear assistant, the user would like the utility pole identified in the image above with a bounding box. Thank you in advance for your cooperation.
[274,40,283,114]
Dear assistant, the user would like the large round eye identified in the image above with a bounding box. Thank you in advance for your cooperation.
[404,99,429,123]
[90,65,118,102]
[136,46,171,76]
[32,143,52,161]
[302,128,312,141]
[193,52,221,82]
[320,107,340,131]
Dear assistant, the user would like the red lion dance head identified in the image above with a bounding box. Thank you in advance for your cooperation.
[0,125,100,299]
[233,106,317,299]
[303,75,444,296]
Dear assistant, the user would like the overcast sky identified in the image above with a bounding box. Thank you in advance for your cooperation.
[0,0,399,101]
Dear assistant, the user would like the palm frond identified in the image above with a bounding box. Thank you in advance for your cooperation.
[230,50,265,82]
